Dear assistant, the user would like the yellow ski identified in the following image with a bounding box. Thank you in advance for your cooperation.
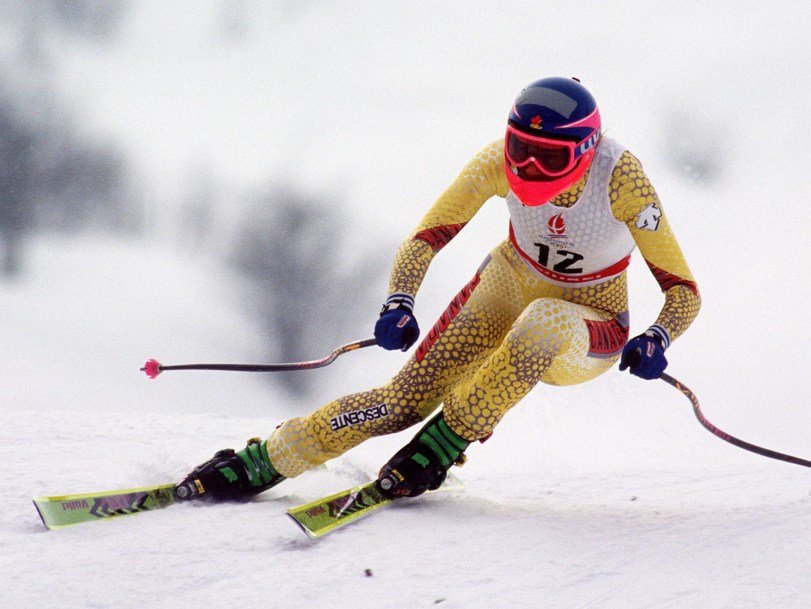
[287,473,463,538]
[33,484,178,530]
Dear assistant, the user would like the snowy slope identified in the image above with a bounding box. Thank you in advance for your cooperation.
[2,241,809,609]
[3,2,811,608]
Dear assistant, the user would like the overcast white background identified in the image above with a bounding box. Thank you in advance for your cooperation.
[1,2,809,607]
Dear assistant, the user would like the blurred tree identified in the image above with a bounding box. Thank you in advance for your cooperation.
[230,186,387,396]
[28,122,129,232]
[661,106,727,186]
[0,96,130,277]
[0,99,34,276]
[6,0,127,57]
[0,0,131,278]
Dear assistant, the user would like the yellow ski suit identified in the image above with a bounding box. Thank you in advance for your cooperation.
[266,137,701,477]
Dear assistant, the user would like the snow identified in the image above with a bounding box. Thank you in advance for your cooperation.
[3,2,811,608]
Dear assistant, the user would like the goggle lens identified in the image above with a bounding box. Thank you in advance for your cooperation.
[505,127,578,177]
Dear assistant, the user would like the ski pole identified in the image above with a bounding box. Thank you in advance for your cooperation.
[659,372,811,469]
[141,338,378,379]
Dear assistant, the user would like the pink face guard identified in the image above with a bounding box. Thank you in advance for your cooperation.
[504,125,586,177]
[503,124,601,206]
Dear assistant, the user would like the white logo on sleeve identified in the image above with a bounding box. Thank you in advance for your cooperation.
[636,203,662,231]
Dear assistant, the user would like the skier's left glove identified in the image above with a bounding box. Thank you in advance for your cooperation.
[374,292,420,351]
[619,325,670,380]
[377,412,469,499]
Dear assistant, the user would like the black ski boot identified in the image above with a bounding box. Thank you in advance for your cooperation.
[377,411,469,498]
[175,437,285,501]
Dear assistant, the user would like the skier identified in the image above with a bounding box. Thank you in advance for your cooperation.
[177,76,701,501]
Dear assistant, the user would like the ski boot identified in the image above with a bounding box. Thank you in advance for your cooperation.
[377,411,469,498]
[175,437,285,501]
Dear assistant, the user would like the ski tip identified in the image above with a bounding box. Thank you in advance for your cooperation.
[285,511,320,539]
[32,499,53,531]
[142,359,162,379]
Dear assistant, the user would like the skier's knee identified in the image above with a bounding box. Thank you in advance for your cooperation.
[506,298,570,355]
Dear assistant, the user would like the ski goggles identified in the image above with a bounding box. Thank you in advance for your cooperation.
[505,125,592,177]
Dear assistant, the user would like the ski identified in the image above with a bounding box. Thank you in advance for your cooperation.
[287,472,463,539]
[34,472,463,534]
[33,483,180,530]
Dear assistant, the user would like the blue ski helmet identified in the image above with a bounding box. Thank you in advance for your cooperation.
[505,77,601,206]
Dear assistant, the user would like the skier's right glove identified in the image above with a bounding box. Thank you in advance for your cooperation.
[374,292,420,351]
[377,412,469,499]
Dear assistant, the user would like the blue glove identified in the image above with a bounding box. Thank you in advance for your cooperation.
[619,328,669,380]
[374,293,420,351]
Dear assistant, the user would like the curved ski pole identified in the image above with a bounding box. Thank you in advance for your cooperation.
[660,372,811,469]
[141,338,378,379]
